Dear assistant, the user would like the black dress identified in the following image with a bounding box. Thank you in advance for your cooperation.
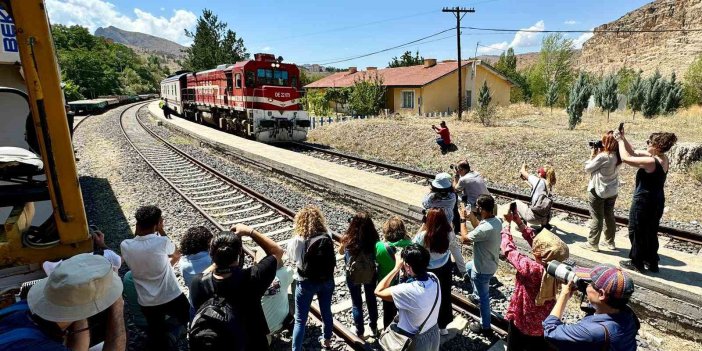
[628,159,667,265]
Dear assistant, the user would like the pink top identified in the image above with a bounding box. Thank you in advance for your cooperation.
[501,226,555,336]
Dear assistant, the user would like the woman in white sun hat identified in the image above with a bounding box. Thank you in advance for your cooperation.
[0,253,126,351]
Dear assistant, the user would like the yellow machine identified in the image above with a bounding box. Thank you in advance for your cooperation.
[0,0,92,305]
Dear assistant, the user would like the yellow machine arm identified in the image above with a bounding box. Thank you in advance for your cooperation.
[0,0,91,266]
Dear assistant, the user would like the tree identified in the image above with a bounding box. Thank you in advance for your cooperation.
[642,70,664,118]
[566,73,591,130]
[529,34,575,105]
[660,72,683,114]
[595,74,619,121]
[616,67,636,95]
[545,81,558,114]
[388,50,424,68]
[684,54,702,106]
[324,87,352,115]
[348,72,386,116]
[495,48,517,75]
[477,80,494,126]
[182,9,249,71]
[627,71,644,119]
[302,90,330,116]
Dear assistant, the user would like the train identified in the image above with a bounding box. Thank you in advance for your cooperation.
[160,53,310,143]
[67,94,158,114]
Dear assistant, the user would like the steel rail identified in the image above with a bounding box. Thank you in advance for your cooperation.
[292,142,702,245]
[120,103,367,350]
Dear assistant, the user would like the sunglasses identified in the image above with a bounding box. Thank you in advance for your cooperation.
[646,140,652,145]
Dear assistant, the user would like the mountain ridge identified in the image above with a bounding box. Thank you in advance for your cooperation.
[94,26,186,59]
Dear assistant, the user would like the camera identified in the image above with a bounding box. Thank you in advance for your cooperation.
[449,164,456,170]
[588,140,604,149]
[546,260,591,293]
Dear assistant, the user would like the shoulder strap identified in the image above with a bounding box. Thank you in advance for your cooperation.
[384,243,396,258]
[416,274,440,334]
[599,323,610,351]
[0,327,48,345]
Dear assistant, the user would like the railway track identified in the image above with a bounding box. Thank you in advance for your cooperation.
[288,142,702,247]
[122,103,510,349]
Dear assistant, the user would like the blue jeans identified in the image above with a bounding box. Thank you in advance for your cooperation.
[293,278,334,351]
[465,261,493,329]
[436,137,447,151]
[346,278,378,334]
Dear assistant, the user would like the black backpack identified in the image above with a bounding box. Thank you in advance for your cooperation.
[298,234,336,282]
[188,274,245,351]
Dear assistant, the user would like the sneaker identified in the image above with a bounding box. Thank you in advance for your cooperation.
[440,328,449,336]
[468,322,492,335]
[542,223,553,231]
[579,243,600,252]
[468,294,480,304]
[604,243,616,250]
[369,325,379,338]
[619,260,645,273]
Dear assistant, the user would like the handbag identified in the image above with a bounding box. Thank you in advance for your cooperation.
[379,273,440,351]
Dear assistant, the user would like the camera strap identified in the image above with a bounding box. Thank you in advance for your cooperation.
[598,323,610,351]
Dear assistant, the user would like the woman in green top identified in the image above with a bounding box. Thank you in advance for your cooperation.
[375,216,412,328]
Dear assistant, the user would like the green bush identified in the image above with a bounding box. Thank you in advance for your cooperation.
[691,162,702,184]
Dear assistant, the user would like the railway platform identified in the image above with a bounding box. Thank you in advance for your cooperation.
[146,101,702,339]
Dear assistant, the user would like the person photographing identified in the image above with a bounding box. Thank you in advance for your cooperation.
[543,264,639,351]
[431,121,451,154]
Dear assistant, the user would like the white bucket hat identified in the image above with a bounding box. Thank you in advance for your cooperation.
[431,172,453,190]
[28,253,123,322]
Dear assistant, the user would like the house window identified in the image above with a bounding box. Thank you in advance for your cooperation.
[401,91,414,109]
[235,73,242,88]
[466,90,472,108]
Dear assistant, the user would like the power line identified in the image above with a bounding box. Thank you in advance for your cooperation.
[313,27,454,65]
[461,26,702,33]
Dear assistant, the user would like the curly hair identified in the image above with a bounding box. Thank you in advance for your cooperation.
[422,208,450,254]
[293,205,328,238]
[342,211,380,256]
[649,132,677,153]
[383,216,409,243]
[180,226,213,256]
[537,165,557,192]
[135,205,161,229]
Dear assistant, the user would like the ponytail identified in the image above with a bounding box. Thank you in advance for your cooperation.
[543,165,556,192]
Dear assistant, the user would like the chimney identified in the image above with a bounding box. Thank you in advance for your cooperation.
[348,67,357,74]
[424,58,437,68]
[366,67,377,71]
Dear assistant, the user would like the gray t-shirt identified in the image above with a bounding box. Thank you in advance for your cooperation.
[467,217,502,275]
[455,172,489,206]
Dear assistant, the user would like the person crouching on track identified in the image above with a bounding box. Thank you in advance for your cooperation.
[432,121,451,154]
[375,244,441,351]
[422,172,466,276]
[375,216,413,329]
[413,208,454,336]
[286,205,336,350]
[458,194,501,335]
[543,265,639,351]
[120,205,188,351]
[0,254,126,351]
[514,164,556,229]
[581,131,621,252]
[188,224,284,350]
[501,207,567,351]
[339,211,380,339]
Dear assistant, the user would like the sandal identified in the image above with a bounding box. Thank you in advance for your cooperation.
[319,336,332,349]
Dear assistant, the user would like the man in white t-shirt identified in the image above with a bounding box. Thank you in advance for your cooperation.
[120,205,187,351]
[375,244,441,351]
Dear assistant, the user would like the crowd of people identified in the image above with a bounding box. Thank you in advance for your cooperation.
[0,126,677,351]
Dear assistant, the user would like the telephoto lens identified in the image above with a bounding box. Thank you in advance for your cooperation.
[546,260,591,293]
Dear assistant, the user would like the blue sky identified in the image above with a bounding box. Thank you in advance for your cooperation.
[47,0,651,68]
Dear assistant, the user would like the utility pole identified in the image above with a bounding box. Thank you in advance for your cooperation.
[443,6,475,120]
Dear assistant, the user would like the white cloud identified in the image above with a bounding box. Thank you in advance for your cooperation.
[261,46,272,52]
[160,7,165,11]
[477,20,545,55]
[572,31,594,49]
[45,0,197,46]
[564,20,578,25]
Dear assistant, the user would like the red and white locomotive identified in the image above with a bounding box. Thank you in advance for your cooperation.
[160,53,310,142]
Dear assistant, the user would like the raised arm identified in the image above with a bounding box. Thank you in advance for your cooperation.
[615,133,656,172]
[375,253,403,301]
[232,224,284,267]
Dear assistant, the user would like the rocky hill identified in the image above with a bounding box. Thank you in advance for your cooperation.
[478,52,543,71]
[577,0,702,77]
[95,26,186,72]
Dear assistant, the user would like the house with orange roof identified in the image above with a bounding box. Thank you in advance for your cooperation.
[304,59,515,115]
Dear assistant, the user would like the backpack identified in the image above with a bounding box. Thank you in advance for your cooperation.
[346,251,376,285]
[188,274,245,351]
[297,234,336,282]
[529,180,553,224]
[0,301,55,349]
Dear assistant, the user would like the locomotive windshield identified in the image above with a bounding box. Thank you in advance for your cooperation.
[256,68,290,86]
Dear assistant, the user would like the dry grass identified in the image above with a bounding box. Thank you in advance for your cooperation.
[308,104,702,223]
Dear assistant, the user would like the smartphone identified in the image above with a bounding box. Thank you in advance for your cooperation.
[509,202,517,214]
[618,122,624,133]
[89,224,99,234]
